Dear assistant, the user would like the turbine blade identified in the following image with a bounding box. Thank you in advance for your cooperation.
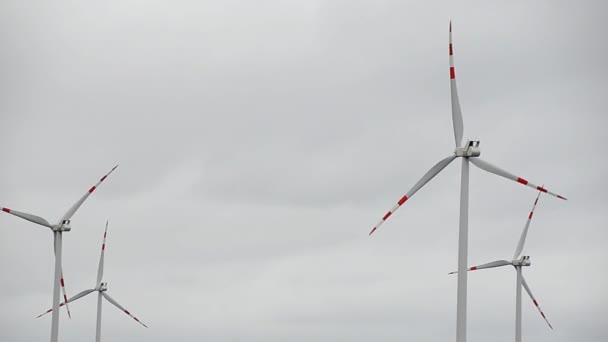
[97,221,109,286]
[448,260,512,274]
[522,276,553,329]
[59,271,72,319]
[52,239,72,319]
[102,292,148,328]
[469,158,566,200]
[369,155,457,235]
[449,21,464,147]
[60,165,119,222]
[0,208,52,228]
[36,289,95,318]
[513,191,543,259]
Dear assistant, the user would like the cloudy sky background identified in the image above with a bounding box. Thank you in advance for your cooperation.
[1,1,606,341]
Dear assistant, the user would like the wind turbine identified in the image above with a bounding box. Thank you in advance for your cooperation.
[368,23,566,342]
[37,221,148,342]
[449,190,553,342]
[1,165,118,342]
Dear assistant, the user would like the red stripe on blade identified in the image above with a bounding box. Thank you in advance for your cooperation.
[88,186,96,193]
[369,227,377,235]
[450,67,455,79]
[102,244,105,251]
[528,212,534,219]
[449,44,453,55]
[382,211,392,221]
[398,195,408,206]
[470,266,477,271]
[537,186,547,193]
[61,279,65,287]
[100,175,107,182]
[2,208,10,213]
[516,177,528,185]
[533,300,539,306]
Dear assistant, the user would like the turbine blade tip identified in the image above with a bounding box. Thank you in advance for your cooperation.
[369,227,377,236]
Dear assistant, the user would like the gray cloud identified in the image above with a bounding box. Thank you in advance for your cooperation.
[1,1,607,341]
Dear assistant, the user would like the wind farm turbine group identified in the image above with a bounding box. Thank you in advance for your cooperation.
[1,22,566,342]
[2,165,145,342]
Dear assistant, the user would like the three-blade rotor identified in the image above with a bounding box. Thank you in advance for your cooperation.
[449,191,553,329]
[368,23,565,236]
[37,221,148,329]
[1,165,119,324]
[37,289,148,329]
[1,165,119,230]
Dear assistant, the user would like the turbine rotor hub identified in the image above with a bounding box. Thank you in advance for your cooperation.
[513,255,531,267]
[53,220,71,232]
[454,140,481,157]
[99,282,108,291]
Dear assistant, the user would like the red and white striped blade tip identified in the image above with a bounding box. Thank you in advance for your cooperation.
[91,164,119,192]
[36,302,67,318]
[60,276,71,319]
[533,299,554,330]
[124,310,148,328]
[469,158,567,201]
[367,155,457,236]
[448,266,478,274]
[515,179,567,200]
[369,194,409,236]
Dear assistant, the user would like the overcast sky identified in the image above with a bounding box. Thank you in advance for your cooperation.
[1,1,606,341]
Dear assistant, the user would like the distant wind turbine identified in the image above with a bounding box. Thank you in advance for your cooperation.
[1,165,118,342]
[450,190,553,342]
[38,221,147,342]
[368,23,566,342]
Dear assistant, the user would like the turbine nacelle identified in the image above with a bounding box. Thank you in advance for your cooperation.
[53,220,71,232]
[513,255,531,267]
[98,282,108,292]
[454,140,481,158]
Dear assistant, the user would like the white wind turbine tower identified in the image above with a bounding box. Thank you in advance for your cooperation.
[368,23,566,342]
[450,190,553,342]
[37,221,148,342]
[1,165,118,342]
